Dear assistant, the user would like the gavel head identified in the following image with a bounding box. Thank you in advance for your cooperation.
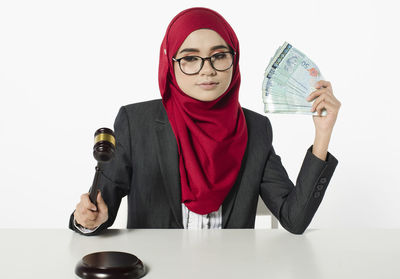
[93,128,116,162]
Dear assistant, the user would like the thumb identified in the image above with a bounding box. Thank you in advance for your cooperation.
[97,191,108,211]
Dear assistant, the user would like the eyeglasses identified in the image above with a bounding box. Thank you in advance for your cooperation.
[172,51,236,75]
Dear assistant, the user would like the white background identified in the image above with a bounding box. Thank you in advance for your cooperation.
[0,0,399,229]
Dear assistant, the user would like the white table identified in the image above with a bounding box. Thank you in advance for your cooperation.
[1,228,399,278]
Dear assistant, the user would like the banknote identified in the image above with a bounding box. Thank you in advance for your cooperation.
[262,42,327,116]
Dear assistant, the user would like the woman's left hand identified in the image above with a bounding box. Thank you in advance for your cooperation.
[306,80,341,134]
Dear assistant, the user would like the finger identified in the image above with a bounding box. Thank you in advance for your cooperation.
[315,100,336,116]
[97,192,108,213]
[73,208,80,220]
[320,94,340,108]
[314,101,326,116]
[314,80,332,90]
[307,88,330,102]
[311,93,333,112]
[74,211,95,227]
[82,208,99,220]
[76,202,87,216]
[81,193,97,211]
[77,204,97,220]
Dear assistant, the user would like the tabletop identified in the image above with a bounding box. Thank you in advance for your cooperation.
[1,228,399,279]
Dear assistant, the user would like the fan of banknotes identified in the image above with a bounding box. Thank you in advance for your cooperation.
[262,41,327,116]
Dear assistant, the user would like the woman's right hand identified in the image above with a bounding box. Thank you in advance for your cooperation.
[74,191,108,229]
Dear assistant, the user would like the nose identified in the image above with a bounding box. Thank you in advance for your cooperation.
[199,58,216,75]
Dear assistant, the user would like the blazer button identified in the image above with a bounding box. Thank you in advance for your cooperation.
[319,177,327,184]
[314,192,321,198]
[317,184,324,191]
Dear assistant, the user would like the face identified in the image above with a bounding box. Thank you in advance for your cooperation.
[173,29,233,102]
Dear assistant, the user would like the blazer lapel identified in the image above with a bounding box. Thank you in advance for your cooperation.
[154,104,183,228]
[222,143,248,228]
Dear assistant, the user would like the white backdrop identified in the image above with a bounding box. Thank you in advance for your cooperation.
[1,0,399,229]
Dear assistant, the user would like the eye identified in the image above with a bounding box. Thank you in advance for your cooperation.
[182,56,200,62]
[213,53,227,60]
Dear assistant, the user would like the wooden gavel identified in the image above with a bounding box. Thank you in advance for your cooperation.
[75,127,146,279]
[89,127,116,207]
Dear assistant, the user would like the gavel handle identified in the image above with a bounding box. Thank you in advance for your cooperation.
[89,163,101,208]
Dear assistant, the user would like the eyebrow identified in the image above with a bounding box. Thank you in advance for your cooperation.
[178,45,229,54]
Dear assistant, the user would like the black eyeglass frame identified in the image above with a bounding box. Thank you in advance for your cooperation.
[172,51,236,75]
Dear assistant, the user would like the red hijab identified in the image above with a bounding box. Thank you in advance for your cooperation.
[158,7,248,215]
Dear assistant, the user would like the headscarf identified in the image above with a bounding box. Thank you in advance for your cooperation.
[158,7,248,215]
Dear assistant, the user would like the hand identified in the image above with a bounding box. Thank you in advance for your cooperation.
[74,191,108,230]
[306,80,341,134]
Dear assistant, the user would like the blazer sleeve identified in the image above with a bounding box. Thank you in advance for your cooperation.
[259,118,338,235]
[69,106,133,236]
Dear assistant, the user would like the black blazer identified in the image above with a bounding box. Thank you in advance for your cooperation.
[69,99,338,235]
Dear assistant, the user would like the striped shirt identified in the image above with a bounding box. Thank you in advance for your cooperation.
[182,203,222,229]
[74,203,222,233]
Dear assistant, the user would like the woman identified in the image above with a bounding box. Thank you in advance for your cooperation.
[69,7,340,235]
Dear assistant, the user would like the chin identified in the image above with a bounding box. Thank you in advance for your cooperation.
[182,87,224,102]
[197,94,222,102]
[195,90,224,102]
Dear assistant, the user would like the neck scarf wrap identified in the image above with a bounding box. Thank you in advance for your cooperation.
[158,7,248,215]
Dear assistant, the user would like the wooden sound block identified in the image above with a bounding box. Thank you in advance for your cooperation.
[75,251,146,279]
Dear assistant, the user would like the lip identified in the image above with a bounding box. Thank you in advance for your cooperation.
[197,82,219,90]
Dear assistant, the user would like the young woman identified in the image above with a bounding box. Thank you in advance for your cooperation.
[70,7,340,235]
